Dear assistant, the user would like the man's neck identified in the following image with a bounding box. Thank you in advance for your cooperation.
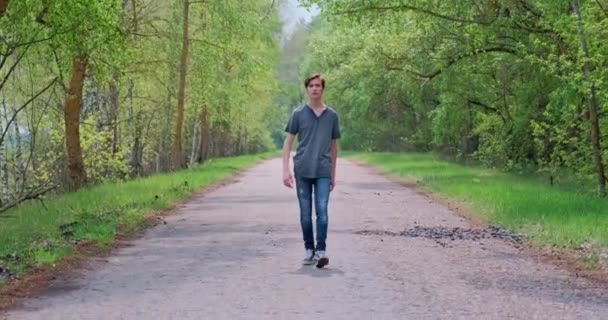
[308,99,325,109]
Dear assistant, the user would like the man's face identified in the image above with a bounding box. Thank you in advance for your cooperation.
[306,78,323,99]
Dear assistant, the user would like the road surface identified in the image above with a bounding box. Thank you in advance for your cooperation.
[4,157,608,319]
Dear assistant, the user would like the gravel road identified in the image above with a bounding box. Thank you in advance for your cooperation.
[4,157,608,319]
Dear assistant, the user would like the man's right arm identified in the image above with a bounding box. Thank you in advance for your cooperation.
[282,133,295,188]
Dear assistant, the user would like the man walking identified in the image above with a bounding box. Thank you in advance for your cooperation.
[282,74,341,268]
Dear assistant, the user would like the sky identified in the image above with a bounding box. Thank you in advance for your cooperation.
[278,0,319,44]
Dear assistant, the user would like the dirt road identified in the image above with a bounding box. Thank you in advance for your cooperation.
[4,158,608,319]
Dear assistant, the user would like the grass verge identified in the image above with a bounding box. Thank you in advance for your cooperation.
[347,152,608,271]
[0,152,274,284]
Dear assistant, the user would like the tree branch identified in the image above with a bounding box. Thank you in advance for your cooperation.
[467,98,499,112]
[0,185,56,214]
[516,0,544,18]
[0,78,57,147]
[420,46,518,81]
[0,44,31,92]
[0,47,13,70]
[191,38,241,55]
[467,98,510,125]
[334,4,491,25]
[595,0,608,18]
[381,45,518,84]
[513,20,553,34]
[10,31,60,49]
[260,0,275,22]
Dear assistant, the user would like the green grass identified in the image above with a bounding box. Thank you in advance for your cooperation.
[0,153,274,278]
[348,152,608,253]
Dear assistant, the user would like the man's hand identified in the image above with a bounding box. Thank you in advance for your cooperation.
[330,139,338,192]
[282,134,296,188]
[283,170,294,188]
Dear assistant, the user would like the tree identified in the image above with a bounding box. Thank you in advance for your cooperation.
[172,0,191,170]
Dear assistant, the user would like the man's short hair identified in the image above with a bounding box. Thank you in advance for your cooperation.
[304,73,325,89]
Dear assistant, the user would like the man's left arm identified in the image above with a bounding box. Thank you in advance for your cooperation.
[330,139,338,191]
[330,113,341,191]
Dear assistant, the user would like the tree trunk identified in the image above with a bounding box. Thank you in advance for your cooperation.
[197,103,209,163]
[131,134,142,176]
[172,0,190,170]
[0,120,9,204]
[155,141,162,173]
[572,0,606,196]
[1,101,14,199]
[219,126,228,157]
[0,0,9,17]
[210,125,219,158]
[11,105,23,194]
[64,55,88,191]
[109,79,120,154]
[189,117,198,166]
[235,125,243,155]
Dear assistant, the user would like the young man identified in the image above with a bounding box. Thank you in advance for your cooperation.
[282,74,341,268]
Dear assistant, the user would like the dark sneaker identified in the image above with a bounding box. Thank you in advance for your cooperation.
[314,251,329,268]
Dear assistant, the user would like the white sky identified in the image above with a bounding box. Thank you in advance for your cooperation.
[278,0,319,43]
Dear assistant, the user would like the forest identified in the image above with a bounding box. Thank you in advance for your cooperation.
[293,0,608,196]
[0,0,286,213]
[1,0,608,217]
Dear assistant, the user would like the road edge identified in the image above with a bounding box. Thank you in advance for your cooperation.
[0,155,276,313]
[347,157,608,287]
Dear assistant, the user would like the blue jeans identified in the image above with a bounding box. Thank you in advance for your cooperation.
[295,176,331,251]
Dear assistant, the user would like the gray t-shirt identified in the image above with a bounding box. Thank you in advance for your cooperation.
[285,105,341,178]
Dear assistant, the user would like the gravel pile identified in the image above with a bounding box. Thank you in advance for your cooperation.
[401,226,523,244]
[357,226,523,247]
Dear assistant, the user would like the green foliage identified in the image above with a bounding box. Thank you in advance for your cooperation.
[302,0,608,194]
[0,0,283,202]
[80,125,130,184]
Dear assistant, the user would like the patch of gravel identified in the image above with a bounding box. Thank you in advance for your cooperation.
[402,226,523,243]
[355,230,400,237]
[357,226,523,248]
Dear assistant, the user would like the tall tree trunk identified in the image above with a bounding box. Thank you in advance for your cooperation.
[235,125,243,155]
[9,58,21,186]
[1,101,14,199]
[155,141,162,173]
[128,80,144,176]
[109,79,120,154]
[219,126,228,157]
[197,103,209,163]
[0,119,9,204]
[64,55,88,191]
[210,125,219,158]
[11,106,23,194]
[189,117,198,166]
[172,0,190,170]
[572,0,606,196]
[0,148,7,203]
[131,133,142,176]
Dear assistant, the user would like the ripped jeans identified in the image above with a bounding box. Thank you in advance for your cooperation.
[295,176,331,252]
